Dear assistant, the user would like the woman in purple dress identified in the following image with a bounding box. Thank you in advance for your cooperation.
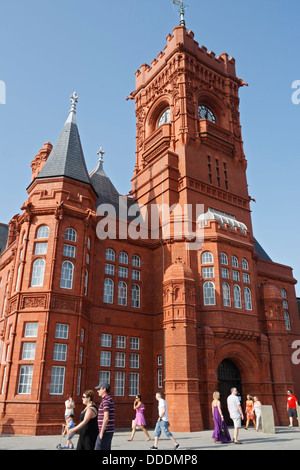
[127,395,151,442]
[212,391,231,443]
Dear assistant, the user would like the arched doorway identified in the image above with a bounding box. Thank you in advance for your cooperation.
[217,359,243,425]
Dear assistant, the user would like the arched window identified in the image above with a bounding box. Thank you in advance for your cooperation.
[31,259,45,287]
[15,264,21,291]
[2,296,6,317]
[132,255,141,267]
[281,288,287,299]
[36,225,49,239]
[201,252,213,264]
[220,253,228,265]
[84,270,88,296]
[234,284,242,309]
[103,279,114,304]
[65,228,77,242]
[119,252,128,264]
[158,108,170,127]
[131,284,140,308]
[118,281,127,306]
[105,248,115,262]
[60,261,74,289]
[203,281,216,306]
[231,256,239,268]
[284,311,291,330]
[241,258,249,270]
[244,287,252,310]
[222,282,231,307]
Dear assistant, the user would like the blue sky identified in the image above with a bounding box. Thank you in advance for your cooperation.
[0,0,299,295]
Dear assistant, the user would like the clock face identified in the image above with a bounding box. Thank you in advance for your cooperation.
[158,108,171,127]
[198,105,216,123]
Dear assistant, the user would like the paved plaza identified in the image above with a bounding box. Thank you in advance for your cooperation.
[0,426,299,451]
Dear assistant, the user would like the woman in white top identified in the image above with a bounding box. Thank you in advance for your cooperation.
[65,394,75,419]
[253,396,262,431]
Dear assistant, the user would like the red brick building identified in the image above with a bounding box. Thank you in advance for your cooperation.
[0,22,299,435]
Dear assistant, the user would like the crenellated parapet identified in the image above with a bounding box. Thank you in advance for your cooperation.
[134,27,238,91]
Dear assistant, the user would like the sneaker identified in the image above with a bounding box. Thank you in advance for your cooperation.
[150,445,158,450]
[174,444,180,450]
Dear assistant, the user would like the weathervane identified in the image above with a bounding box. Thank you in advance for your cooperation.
[173,0,187,27]
[97,146,105,163]
[69,91,78,114]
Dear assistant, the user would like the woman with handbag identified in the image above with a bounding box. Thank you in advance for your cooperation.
[127,395,151,442]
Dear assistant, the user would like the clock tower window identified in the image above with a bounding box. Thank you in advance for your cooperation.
[198,105,216,124]
[157,108,171,127]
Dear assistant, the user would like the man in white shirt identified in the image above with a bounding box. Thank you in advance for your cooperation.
[150,392,180,450]
[227,388,244,444]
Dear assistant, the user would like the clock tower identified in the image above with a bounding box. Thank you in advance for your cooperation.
[128,15,297,429]
[130,25,251,234]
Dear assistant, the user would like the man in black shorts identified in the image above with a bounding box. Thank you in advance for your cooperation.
[287,390,298,427]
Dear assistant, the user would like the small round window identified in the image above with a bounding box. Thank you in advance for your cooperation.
[158,108,171,127]
[198,105,216,123]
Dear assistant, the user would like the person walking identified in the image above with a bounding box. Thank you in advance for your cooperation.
[244,395,256,430]
[150,392,179,450]
[127,395,151,442]
[68,390,98,450]
[287,390,298,427]
[94,382,115,450]
[227,388,244,444]
[211,391,231,443]
[253,396,262,431]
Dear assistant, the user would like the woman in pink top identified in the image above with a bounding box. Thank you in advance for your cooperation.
[128,395,151,441]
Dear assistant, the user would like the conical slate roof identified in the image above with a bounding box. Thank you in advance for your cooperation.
[34,92,91,186]
[90,148,138,221]
[0,224,9,255]
[90,150,120,208]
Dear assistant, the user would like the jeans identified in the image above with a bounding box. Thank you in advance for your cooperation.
[154,419,173,438]
[94,432,114,450]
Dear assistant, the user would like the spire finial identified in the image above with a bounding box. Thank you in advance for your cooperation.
[97,147,105,163]
[173,0,187,26]
[70,91,78,114]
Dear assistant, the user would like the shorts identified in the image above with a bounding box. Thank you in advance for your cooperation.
[232,417,241,428]
[68,432,75,440]
[94,432,114,450]
[288,409,297,418]
[154,419,173,438]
